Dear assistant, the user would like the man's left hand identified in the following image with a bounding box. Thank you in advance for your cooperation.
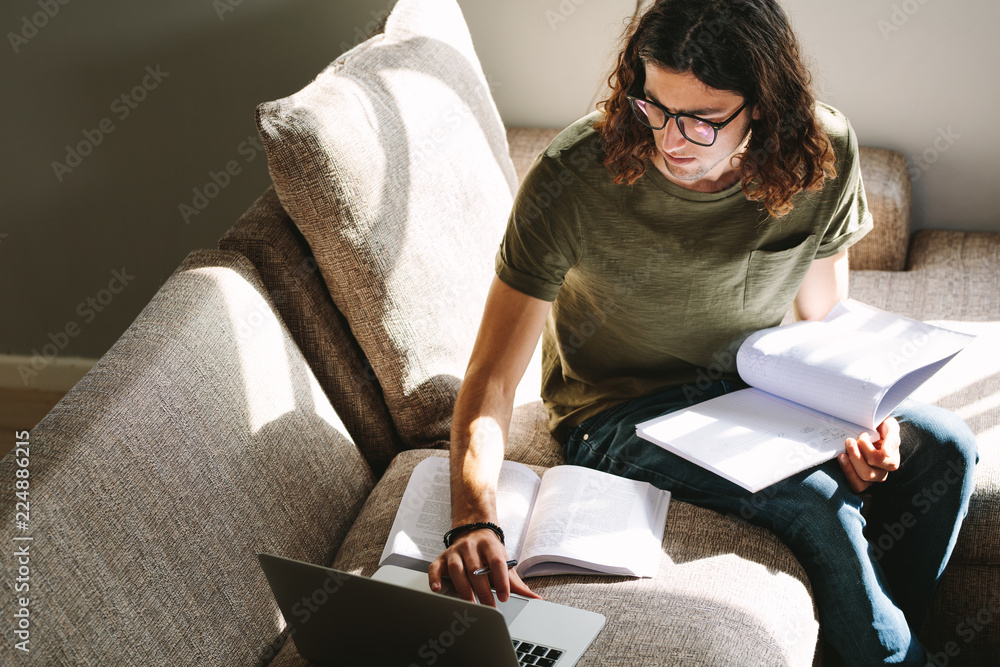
[837,417,901,493]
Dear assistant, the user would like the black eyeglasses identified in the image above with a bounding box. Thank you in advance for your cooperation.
[626,95,748,147]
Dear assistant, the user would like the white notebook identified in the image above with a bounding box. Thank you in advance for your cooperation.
[636,300,974,492]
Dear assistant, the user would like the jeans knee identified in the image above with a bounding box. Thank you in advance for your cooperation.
[897,401,979,469]
[949,418,979,469]
[932,412,978,485]
[767,469,865,544]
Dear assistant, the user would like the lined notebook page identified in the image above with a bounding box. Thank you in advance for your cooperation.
[737,300,974,428]
[636,388,865,493]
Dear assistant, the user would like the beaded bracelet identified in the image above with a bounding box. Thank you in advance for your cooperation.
[442,521,505,548]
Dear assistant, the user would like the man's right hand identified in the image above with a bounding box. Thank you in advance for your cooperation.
[427,529,541,607]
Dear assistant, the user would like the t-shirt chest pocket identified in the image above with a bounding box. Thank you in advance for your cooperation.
[743,233,820,311]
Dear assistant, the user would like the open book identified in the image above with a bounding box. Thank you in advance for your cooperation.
[636,300,974,493]
[380,456,670,578]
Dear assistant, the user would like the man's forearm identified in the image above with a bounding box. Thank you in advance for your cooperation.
[448,373,513,526]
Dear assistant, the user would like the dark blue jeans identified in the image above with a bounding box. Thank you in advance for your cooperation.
[564,380,978,666]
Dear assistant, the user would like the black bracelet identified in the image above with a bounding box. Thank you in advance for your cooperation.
[443,522,505,548]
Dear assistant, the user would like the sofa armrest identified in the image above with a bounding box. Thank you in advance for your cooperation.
[0,250,374,666]
[907,229,1000,273]
[219,187,406,476]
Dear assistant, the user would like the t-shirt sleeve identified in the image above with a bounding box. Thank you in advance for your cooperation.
[495,155,582,302]
[814,117,874,259]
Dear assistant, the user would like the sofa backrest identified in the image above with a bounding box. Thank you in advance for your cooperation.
[0,250,374,666]
[853,147,912,271]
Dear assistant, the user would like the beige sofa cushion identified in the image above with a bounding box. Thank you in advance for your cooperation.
[286,450,818,667]
[850,263,1000,661]
[0,251,374,666]
[256,0,517,449]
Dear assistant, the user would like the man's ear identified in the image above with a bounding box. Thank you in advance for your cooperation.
[751,106,761,121]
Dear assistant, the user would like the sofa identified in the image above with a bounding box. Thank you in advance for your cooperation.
[2,0,997,665]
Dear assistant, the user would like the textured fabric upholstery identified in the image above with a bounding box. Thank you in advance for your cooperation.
[0,250,374,666]
[907,229,1000,273]
[265,449,818,666]
[849,267,1000,552]
[850,263,1000,663]
[341,450,818,665]
[506,127,565,185]
[852,147,911,271]
[256,0,518,450]
[506,401,567,469]
[219,186,404,475]
[218,187,565,471]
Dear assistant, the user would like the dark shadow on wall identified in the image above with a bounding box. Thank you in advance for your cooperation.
[0,0,408,359]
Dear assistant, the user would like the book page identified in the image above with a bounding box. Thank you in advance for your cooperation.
[516,466,669,578]
[636,388,865,493]
[737,300,974,428]
[379,457,541,570]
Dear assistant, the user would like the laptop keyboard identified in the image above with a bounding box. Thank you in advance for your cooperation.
[512,639,564,666]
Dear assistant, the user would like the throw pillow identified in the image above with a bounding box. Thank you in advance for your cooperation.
[256,0,517,448]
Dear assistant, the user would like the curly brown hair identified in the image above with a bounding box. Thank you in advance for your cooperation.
[594,0,836,217]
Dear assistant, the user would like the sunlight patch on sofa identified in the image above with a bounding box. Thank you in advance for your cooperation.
[196,266,296,433]
[911,321,1000,407]
[955,391,1000,425]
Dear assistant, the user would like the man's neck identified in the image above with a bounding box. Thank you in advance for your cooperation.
[652,154,743,193]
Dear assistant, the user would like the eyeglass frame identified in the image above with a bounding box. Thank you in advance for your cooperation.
[625,94,749,147]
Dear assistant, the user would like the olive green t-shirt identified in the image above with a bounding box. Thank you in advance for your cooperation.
[495,103,873,440]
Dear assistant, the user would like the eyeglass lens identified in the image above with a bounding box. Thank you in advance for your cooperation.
[631,98,716,145]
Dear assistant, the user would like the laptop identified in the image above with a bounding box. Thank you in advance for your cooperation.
[258,553,605,667]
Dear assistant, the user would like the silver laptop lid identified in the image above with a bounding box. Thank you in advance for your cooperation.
[258,553,520,667]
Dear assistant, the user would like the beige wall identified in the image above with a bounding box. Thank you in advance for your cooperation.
[1,0,996,366]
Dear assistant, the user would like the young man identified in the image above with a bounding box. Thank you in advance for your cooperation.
[428,1,977,664]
